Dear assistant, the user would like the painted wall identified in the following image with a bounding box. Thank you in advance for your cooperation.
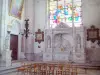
[8,0,35,60]
[0,0,35,60]
[0,0,3,54]
[0,0,3,28]
[23,0,35,60]
[34,0,46,53]
[0,0,26,60]
[82,0,100,28]
[0,0,9,54]
[1,0,100,60]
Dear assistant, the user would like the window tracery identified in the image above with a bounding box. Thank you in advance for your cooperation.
[47,0,82,28]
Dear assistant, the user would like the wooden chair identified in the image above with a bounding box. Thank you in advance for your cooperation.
[55,64,64,75]
[39,63,47,75]
[71,65,77,75]
[46,64,55,75]
[62,63,71,75]
[30,63,39,75]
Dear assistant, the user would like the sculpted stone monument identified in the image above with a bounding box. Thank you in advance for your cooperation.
[43,22,85,63]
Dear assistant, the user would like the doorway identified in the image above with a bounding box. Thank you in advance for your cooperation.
[10,34,18,60]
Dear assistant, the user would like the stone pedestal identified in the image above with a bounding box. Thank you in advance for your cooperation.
[2,49,12,67]
[25,53,34,61]
[73,52,85,63]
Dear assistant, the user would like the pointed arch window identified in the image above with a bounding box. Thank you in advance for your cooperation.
[47,0,82,28]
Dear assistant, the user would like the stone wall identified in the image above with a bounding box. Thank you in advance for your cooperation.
[86,48,100,63]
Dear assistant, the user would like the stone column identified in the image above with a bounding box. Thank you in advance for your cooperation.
[2,31,12,67]
[24,0,35,61]
[24,34,34,61]
[0,0,3,55]
[0,0,12,66]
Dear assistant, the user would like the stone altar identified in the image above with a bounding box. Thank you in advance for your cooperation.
[43,22,85,63]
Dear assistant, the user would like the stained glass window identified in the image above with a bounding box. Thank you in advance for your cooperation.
[48,0,82,28]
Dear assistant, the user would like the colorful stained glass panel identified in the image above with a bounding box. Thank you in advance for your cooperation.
[73,0,81,2]
[48,0,82,27]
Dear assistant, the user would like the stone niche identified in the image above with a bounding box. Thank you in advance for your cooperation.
[43,22,85,63]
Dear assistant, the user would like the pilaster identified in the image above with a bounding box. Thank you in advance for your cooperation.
[0,0,12,67]
[25,34,34,61]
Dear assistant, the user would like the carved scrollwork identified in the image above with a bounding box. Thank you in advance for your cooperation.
[54,34,72,52]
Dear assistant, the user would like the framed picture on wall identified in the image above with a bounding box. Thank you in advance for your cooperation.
[87,25,99,43]
[35,29,44,44]
[9,0,24,19]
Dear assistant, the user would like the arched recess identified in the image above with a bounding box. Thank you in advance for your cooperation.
[47,35,51,48]
[76,34,81,52]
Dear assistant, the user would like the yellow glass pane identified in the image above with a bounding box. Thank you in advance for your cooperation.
[74,2,81,7]
[50,6,57,11]
[73,0,81,2]
[50,1,57,6]
[65,0,72,3]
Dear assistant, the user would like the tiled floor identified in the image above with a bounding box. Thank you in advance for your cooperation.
[3,72,17,75]
[4,72,25,75]
[4,72,32,75]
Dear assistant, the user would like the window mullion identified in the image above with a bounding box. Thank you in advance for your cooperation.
[47,0,49,28]
[57,0,58,26]
[72,0,76,52]
[48,0,82,28]
[72,0,75,27]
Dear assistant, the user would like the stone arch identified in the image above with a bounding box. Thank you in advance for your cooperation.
[10,19,21,35]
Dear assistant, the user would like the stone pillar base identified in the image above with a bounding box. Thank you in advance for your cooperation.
[1,50,12,67]
[25,53,34,61]
[73,52,85,63]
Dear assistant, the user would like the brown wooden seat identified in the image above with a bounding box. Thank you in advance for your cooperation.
[71,65,77,75]
[62,63,71,75]
[46,64,55,75]
[30,63,40,75]
[39,63,47,75]
[55,64,64,75]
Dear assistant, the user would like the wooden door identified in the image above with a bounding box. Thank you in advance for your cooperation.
[10,34,18,60]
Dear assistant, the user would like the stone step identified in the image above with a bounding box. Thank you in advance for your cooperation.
[0,62,21,75]
[0,60,6,67]
[0,68,16,75]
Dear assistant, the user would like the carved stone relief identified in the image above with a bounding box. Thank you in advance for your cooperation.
[54,33,72,52]
[43,22,85,63]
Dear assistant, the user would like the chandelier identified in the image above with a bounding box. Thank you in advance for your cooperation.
[24,19,29,39]
[20,19,33,39]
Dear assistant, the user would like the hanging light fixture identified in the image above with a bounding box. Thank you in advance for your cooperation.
[24,19,29,39]
[19,18,34,39]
